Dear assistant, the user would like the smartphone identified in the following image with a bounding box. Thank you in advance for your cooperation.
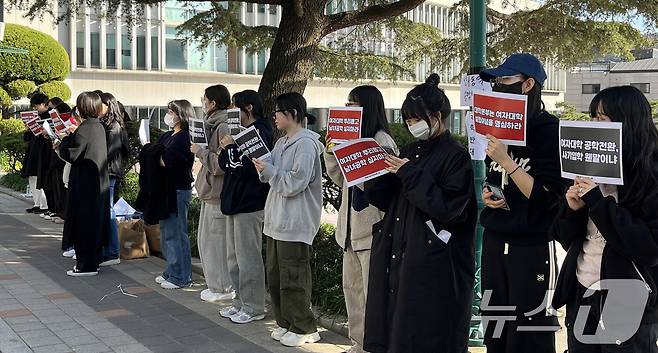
[483,182,510,211]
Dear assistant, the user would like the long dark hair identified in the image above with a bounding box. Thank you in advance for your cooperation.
[167,100,195,131]
[348,85,390,138]
[204,85,231,114]
[275,92,316,125]
[401,73,451,131]
[234,90,266,120]
[589,86,658,210]
[100,92,124,127]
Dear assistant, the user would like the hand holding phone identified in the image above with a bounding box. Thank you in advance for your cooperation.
[483,182,510,211]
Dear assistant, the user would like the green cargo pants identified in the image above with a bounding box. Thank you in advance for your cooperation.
[266,237,316,334]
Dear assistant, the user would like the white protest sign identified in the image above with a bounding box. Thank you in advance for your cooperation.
[139,119,150,146]
[465,112,487,161]
[460,74,492,107]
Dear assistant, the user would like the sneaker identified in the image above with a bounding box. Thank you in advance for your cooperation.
[343,345,366,353]
[160,280,181,289]
[72,254,77,260]
[25,206,40,213]
[280,331,321,347]
[219,306,240,318]
[271,327,288,341]
[39,212,47,218]
[53,217,65,224]
[229,310,265,324]
[44,213,52,220]
[67,268,98,277]
[62,249,75,258]
[99,258,120,267]
[155,275,166,284]
[201,289,235,302]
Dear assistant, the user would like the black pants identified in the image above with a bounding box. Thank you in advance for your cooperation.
[44,168,66,215]
[566,284,658,353]
[481,233,559,353]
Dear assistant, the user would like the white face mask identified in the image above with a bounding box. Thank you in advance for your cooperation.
[408,120,431,140]
[164,113,177,128]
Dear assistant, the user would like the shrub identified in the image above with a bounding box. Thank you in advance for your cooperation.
[6,80,36,99]
[0,118,27,135]
[0,87,11,109]
[311,223,346,316]
[187,197,202,258]
[38,81,72,101]
[0,24,70,83]
[0,132,26,173]
[0,172,28,192]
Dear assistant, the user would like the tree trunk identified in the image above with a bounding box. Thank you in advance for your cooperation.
[257,3,326,122]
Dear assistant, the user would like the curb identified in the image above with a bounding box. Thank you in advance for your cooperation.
[0,186,350,339]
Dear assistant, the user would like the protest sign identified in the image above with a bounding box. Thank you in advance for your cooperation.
[234,126,271,160]
[20,111,39,125]
[41,120,60,142]
[460,74,492,107]
[326,107,363,144]
[139,119,150,145]
[25,117,43,136]
[465,112,487,161]
[472,90,528,146]
[189,118,208,148]
[332,138,389,187]
[559,120,623,185]
[227,108,245,136]
[49,110,70,134]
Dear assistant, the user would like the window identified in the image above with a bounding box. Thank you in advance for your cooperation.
[257,4,266,13]
[90,33,100,68]
[582,84,600,94]
[258,51,267,73]
[151,36,159,70]
[106,33,116,68]
[76,31,84,67]
[269,5,277,15]
[166,27,186,69]
[246,52,254,74]
[122,34,132,69]
[215,44,228,72]
[137,35,146,70]
[246,3,253,12]
[631,83,650,93]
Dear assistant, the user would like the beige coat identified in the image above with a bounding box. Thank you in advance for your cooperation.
[324,131,398,251]
[194,109,229,204]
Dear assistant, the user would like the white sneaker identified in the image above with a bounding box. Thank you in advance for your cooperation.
[66,268,98,277]
[44,214,52,220]
[99,258,121,267]
[62,249,75,258]
[160,280,181,289]
[201,290,235,302]
[280,331,321,347]
[271,327,288,341]
[229,310,265,324]
[155,275,166,284]
[39,212,46,218]
[72,254,76,260]
[219,306,240,318]
[345,345,366,353]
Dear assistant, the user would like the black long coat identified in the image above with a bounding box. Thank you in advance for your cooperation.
[363,131,478,353]
[59,118,110,272]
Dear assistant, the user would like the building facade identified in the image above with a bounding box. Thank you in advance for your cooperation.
[4,0,566,133]
[565,49,658,112]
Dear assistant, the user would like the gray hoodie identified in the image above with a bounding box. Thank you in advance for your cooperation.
[259,128,323,245]
[194,109,229,204]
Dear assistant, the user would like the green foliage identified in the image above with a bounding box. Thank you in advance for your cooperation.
[650,100,658,119]
[310,223,346,316]
[116,171,140,206]
[0,118,27,135]
[0,132,27,173]
[6,80,37,99]
[0,87,11,109]
[0,24,70,84]
[556,102,591,121]
[389,122,415,149]
[187,197,202,258]
[0,172,28,192]
[37,81,72,101]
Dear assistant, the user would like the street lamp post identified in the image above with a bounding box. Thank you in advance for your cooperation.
[468,0,487,347]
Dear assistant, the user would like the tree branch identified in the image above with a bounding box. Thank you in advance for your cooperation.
[324,0,426,35]
[173,0,283,5]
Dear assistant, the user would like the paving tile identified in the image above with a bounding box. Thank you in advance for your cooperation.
[61,334,101,346]
[0,308,31,318]
[48,292,74,300]
[70,342,112,353]
[100,309,133,319]
[31,343,74,353]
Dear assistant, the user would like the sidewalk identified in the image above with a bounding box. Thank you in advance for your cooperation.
[0,188,351,353]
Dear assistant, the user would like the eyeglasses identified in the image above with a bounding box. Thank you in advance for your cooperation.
[272,109,286,118]
[490,75,525,87]
[345,102,360,107]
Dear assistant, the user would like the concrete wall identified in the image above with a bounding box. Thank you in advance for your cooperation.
[566,71,658,112]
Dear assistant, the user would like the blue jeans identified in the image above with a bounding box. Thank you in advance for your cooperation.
[102,177,119,260]
[159,189,193,287]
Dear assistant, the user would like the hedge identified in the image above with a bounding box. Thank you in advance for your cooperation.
[0,24,70,84]
[0,118,27,135]
[6,80,36,99]
[0,172,28,193]
[0,131,26,173]
[0,87,11,109]
[38,81,72,101]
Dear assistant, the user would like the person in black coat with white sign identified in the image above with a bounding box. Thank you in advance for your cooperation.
[362,73,477,353]
[552,86,658,352]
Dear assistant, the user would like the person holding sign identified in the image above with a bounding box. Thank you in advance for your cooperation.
[154,100,195,289]
[252,93,323,347]
[323,85,398,353]
[23,94,51,216]
[190,84,235,302]
[478,53,568,353]
[362,74,477,353]
[58,92,110,276]
[98,92,130,267]
[217,90,273,324]
[552,86,658,352]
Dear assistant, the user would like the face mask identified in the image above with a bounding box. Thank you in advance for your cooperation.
[408,120,431,140]
[493,81,525,95]
[164,113,177,128]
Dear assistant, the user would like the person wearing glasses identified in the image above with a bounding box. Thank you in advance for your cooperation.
[252,93,323,347]
[190,85,235,302]
[552,86,658,352]
[323,86,398,353]
[478,53,568,353]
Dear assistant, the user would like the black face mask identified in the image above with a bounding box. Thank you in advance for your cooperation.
[493,81,524,95]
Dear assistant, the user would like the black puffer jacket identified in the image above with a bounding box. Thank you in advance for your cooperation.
[105,121,130,180]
